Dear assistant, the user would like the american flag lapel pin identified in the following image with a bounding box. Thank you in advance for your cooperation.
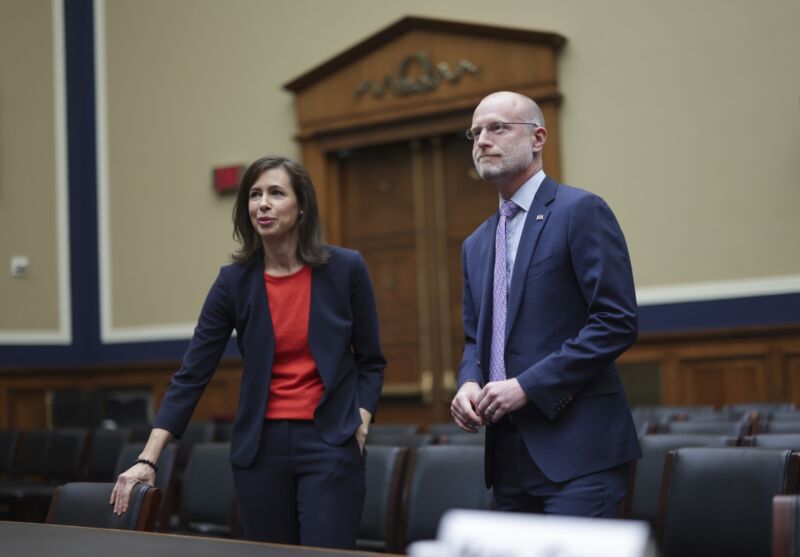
[536,214,544,221]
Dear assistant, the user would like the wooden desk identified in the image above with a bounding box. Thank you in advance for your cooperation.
[0,521,382,557]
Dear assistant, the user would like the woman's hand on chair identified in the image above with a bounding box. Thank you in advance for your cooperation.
[110,463,155,515]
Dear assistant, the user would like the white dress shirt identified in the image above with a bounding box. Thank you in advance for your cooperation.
[500,170,545,289]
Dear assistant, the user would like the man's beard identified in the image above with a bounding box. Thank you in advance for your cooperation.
[473,142,533,181]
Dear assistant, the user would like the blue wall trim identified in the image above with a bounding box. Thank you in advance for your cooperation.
[0,1,797,369]
[639,292,800,333]
[66,0,98,362]
[0,1,233,368]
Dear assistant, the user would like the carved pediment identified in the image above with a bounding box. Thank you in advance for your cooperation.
[284,16,565,139]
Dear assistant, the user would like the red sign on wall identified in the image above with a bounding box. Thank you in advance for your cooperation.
[213,164,245,194]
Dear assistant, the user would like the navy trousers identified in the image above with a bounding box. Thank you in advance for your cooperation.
[491,416,631,517]
[231,420,365,548]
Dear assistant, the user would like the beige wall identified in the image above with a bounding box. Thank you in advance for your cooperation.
[0,0,61,333]
[2,0,799,339]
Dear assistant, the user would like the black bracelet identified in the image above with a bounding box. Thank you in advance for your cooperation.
[136,458,159,473]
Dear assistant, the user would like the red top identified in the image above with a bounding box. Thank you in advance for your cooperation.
[263,266,324,420]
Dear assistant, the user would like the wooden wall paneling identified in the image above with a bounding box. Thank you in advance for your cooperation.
[410,140,436,404]
[0,362,244,430]
[659,353,683,406]
[299,142,332,241]
[7,389,49,429]
[0,389,7,428]
[430,137,456,403]
[678,356,769,407]
[767,347,787,402]
[781,354,800,406]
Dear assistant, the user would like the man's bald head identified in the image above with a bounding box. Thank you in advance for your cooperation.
[476,91,545,127]
[470,91,548,196]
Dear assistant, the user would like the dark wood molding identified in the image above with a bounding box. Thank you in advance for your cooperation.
[284,16,566,93]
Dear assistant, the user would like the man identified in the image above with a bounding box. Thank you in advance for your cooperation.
[451,91,641,517]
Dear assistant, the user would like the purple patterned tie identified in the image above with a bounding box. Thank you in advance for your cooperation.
[489,200,520,383]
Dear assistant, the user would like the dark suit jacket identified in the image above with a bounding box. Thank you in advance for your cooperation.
[458,176,641,485]
[154,246,386,468]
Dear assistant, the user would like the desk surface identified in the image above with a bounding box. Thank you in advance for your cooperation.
[0,521,380,557]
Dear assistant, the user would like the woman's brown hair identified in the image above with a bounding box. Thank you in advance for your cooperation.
[231,156,329,266]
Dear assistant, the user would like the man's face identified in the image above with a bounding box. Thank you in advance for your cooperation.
[470,96,535,182]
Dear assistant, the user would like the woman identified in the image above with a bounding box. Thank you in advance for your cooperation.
[111,156,385,548]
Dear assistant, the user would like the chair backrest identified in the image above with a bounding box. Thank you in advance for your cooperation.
[176,422,217,473]
[771,412,800,422]
[214,421,234,442]
[180,442,234,535]
[663,419,750,436]
[658,447,800,557]
[723,402,795,419]
[0,429,19,477]
[438,431,486,445]
[773,494,800,557]
[13,429,52,479]
[47,482,160,531]
[426,422,464,437]
[369,424,419,436]
[115,442,178,531]
[401,446,493,550]
[623,434,737,526]
[46,429,89,483]
[368,432,435,448]
[763,421,800,434]
[85,428,131,481]
[743,434,800,450]
[357,445,408,552]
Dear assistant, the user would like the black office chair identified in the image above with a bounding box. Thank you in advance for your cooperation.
[214,421,234,442]
[438,431,486,445]
[723,402,794,420]
[761,421,800,434]
[357,445,408,552]
[47,482,160,531]
[657,447,800,557]
[174,422,216,486]
[427,422,464,438]
[400,445,493,551]
[771,412,800,421]
[179,442,235,536]
[622,434,737,526]
[85,428,132,481]
[1,429,51,481]
[742,434,800,450]
[0,429,19,480]
[368,432,435,448]
[662,419,751,436]
[0,429,88,521]
[115,442,178,531]
[635,405,717,431]
[369,424,419,436]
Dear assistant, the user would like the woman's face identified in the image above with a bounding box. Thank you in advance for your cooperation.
[248,167,300,243]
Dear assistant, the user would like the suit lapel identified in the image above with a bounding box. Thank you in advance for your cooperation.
[247,259,275,360]
[307,264,334,390]
[505,177,558,343]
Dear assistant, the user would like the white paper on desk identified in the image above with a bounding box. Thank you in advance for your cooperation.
[420,509,651,557]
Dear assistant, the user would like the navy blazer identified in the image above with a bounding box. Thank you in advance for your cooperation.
[458,176,641,484]
[154,246,386,468]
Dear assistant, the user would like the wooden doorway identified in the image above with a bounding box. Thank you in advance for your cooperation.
[285,16,566,426]
[337,134,497,421]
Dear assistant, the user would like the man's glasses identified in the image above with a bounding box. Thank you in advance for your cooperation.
[466,121,538,141]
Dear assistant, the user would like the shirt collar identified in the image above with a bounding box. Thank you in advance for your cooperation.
[498,169,546,213]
